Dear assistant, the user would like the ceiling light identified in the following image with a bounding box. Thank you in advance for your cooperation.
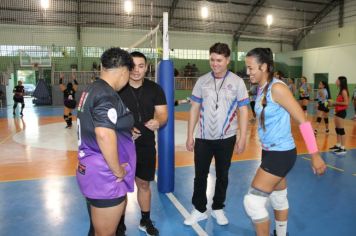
[266,14,273,27]
[41,0,49,10]
[201,6,209,19]
[124,0,133,14]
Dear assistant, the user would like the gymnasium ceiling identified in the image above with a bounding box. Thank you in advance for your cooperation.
[0,0,342,48]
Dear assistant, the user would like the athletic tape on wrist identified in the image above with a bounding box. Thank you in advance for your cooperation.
[299,122,318,154]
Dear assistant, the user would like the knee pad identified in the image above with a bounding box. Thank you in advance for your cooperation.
[269,189,289,211]
[243,188,269,223]
[69,112,72,117]
[335,128,340,135]
[64,115,69,120]
[339,128,345,135]
[21,103,25,109]
[324,118,329,124]
[302,105,307,111]
[316,117,322,123]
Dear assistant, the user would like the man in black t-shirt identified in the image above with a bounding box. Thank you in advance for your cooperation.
[119,51,167,236]
[13,80,25,116]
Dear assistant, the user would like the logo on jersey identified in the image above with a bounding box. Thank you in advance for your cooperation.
[77,92,89,112]
[78,163,86,175]
[108,108,117,124]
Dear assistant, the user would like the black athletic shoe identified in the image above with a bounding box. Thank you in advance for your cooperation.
[139,219,159,236]
[329,145,340,151]
[272,230,289,236]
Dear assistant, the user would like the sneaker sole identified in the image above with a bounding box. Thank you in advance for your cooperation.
[138,225,157,236]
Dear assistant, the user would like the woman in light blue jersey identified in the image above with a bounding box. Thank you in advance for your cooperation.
[298,76,311,116]
[243,48,326,236]
[314,81,331,134]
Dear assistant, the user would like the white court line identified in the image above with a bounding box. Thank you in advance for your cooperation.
[154,176,208,236]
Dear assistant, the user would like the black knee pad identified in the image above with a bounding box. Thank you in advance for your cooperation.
[64,115,69,120]
[69,112,72,116]
[324,118,329,124]
[339,128,345,135]
[21,103,25,109]
[335,128,340,134]
[316,117,322,123]
[302,105,307,111]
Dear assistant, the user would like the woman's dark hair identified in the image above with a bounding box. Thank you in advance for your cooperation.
[130,51,147,63]
[67,82,73,90]
[209,43,231,57]
[320,81,331,99]
[337,76,349,96]
[246,48,274,131]
[101,47,133,71]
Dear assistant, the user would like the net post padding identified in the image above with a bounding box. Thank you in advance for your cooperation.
[157,12,175,194]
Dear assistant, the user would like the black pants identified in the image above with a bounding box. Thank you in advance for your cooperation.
[192,136,236,212]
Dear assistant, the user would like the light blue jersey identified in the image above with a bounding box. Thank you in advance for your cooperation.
[316,88,328,103]
[255,78,295,151]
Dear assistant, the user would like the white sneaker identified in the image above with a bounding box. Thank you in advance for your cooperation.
[184,209,208,225]
[211,209,229,225]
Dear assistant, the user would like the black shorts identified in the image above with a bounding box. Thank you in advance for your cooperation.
[260,148,297,178]
[86,195,126,208]
[136,146,156,181]
[317,102,329,113]
[64,99,77,109]
[13,96,24,103]
[299,96,310,101]
[335,110,347,119]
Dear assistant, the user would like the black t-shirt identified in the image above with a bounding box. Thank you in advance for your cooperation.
[64,88,76,101]
[13,85,25,97]
[119,79,167,147]
[77,79,134,154]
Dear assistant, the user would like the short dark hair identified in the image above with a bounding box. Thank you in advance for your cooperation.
[130,51,147,63]
[101,47,133,70]
[209,43,231,57]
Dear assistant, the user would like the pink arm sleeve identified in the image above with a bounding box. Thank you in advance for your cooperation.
[299,122,318,154]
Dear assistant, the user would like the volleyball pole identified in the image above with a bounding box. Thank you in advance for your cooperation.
[157,12,175,193]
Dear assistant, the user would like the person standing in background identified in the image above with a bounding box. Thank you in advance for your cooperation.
[313,81,331,134]
[298,76,311,116]
[13,80,25,116]
[59,73,78,128]
[329,76,350,155]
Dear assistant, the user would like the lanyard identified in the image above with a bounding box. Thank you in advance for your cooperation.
[212,71,229,110]
[129,84,144,123]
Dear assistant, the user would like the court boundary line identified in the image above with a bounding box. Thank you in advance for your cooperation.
[301,156,345,172]
[154,176,208,236]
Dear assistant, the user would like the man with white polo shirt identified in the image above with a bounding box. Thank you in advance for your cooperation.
[185,42,249,226]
